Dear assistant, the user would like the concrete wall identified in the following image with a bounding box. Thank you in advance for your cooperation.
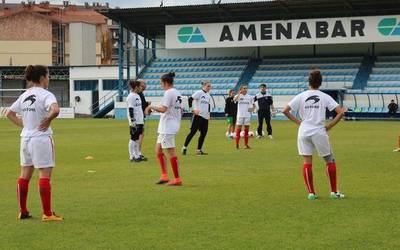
[69,22,96,66]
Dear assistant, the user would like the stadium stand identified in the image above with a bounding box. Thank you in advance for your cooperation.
[248,56,362,96]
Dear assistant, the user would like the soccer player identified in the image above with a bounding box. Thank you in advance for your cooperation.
[283,70,346,200]
[127,80,145,162]
[6,65,63,221]
[234,85,255,149]
[138,80,150,161]
[145,72,183,186]
[182,81,212,155]
[254,84,274,139]
[225,89,237,139]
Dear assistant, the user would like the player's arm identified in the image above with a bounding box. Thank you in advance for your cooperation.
[233,94,240,102]
[5,109,23,128]
[128,107,136,127]
[146,105,167,114]
[38,103,60,131]
[282,105,301,125]
[325,106,346,131]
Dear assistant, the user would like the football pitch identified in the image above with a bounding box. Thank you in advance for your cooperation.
[0,119,399,249]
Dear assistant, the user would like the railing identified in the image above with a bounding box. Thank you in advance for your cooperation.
[0,89,69,107]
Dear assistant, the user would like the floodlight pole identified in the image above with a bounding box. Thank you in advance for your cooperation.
[152,39,156,60]
[143,37,147,66]
[127,33,131,81]
[118,22,124,102]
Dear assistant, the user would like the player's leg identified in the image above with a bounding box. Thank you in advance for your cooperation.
[257,112,264,138]
[138,124,146,160]
[298,135,316,199]
[165,135,182,186]
[182,116,200,155]
[266,112,273,138]
[17,138,34,219]
[196,118,208,155]
[34,137,62,221]
[244,118,250,148]
[133,125,145,162]
[155,136,169,184]
[129,127,138,161]
[235,122,242,148]
[313,133,344,199]
[17,166,34,219]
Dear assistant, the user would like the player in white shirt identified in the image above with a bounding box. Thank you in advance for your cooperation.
[145,72,183,186]
[6,65,63,221]
[127,80,146,162]
[283,70,346,200]
[233,85,255,149]
[182,81,212,156]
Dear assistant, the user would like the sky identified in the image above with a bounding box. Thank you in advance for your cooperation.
[5,0,269,8]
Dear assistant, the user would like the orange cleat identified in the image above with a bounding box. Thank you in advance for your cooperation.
[166,178,182,186]
[42,212,63,222]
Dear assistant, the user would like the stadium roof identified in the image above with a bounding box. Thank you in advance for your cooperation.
[99,0,400,38]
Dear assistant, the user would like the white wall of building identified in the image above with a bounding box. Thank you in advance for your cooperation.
[69,66,137,115]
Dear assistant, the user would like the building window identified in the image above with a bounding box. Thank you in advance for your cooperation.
[74,80,98,91]
[103,79,129,90]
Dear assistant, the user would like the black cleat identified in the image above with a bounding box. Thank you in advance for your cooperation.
[130,158,142,163]
[196,150,208,155]
[139,155,148,161]
[17,212,32,220]
[244,145,251,149]
[181,147,187,155]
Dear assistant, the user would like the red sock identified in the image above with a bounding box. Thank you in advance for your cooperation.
[39,178,52,216]
[170,156,180,179]
[235,128,241,146]
[244,128,249,146]
[326,162,337,193]
[303,164,315,194]
[157,153,168,177]
[17,178,29,214]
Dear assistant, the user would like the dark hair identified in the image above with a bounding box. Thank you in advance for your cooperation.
[128,79,141,90]
[201,80,210,86]
[259,84,267,88]
[161,72,175,85]
[25,65,48,83]
[309,70,322,89]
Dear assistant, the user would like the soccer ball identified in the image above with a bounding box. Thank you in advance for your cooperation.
[240,131,255,137]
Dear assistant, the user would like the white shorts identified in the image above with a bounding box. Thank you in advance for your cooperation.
[156,134,176,149]
[236,117,251,126]
[20,136,55,168]
[297,131,332,157]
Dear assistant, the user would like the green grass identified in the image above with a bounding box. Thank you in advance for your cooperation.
[0,119,399,249]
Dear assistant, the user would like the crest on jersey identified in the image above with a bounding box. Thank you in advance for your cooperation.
[23,95,36,106]
[305,95,320,104]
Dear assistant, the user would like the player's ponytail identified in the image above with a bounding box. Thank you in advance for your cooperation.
[309,70,322,89]
[161,72,175,85]
[25,65,48,84]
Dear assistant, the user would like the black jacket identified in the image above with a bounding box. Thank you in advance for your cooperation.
[388,103,398,112]
[254,93,273,112]
[138,92,149,112]
[225,96,237,116]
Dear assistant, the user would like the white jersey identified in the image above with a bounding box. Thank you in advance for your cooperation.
[157,88,182,135]
[235,94,253,118]
[10,87,58,138]
[288,90,339,136]
[192,90,211,120]
[126,92,144,124]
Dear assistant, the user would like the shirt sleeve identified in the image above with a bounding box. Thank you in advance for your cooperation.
[325,95,339,111]
[9,96,22,113]
[288,94,301,112]
[161,91,172,108]
[44,93,58,111]
[192,91,201,100]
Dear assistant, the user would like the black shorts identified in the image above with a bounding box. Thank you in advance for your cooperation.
[191,115,209,131]
[130,124,144,141]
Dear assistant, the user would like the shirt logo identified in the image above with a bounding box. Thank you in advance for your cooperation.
[305,95,320,104]
[23,95,36,106]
